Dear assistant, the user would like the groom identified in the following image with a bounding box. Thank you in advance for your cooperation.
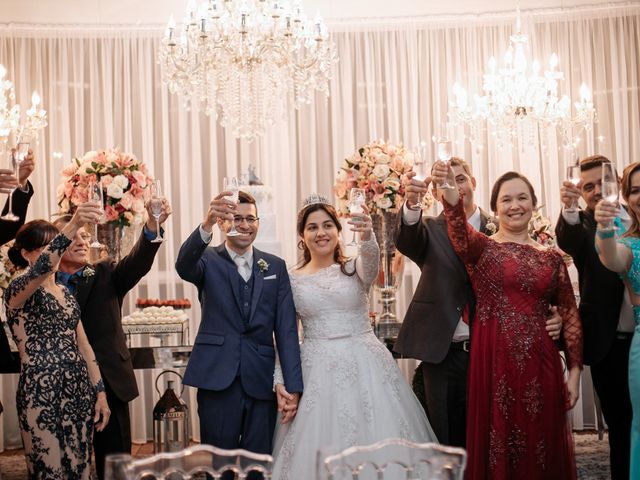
[176,190,303,454]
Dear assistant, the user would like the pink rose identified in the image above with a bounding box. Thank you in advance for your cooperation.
[119,191,134,210]
[132,198,145,214]
[104,205,119,222]
[100,175,114,187]
[132,170,147,188]
[62,163,78,176]
[64,182,75,199]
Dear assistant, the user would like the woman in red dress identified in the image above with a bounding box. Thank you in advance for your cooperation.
[434,166,583,480]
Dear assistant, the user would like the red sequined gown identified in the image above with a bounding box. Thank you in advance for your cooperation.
[444,200,582,480]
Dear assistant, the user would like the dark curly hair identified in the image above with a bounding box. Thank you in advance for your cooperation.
[296,203,355,276]
[8,220,59,269]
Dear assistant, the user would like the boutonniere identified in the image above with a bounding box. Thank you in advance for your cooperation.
[257,258,269,273]
[82,266,95,278]
[485,220,497,235]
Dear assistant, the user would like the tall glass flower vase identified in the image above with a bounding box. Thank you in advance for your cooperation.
[371,210,404,341]
[97,223,123,261]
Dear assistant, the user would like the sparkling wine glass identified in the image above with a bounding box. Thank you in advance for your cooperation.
[347,188,366,247]
[436,123,454,190]
[1,135,30,221]
[409,142,429,211]
[601,162,619,231]
[149,180,164,243]
[565,163,582,213]
[88,181,105,248]
[223,176,242,237]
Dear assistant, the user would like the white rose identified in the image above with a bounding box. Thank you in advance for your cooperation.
[82,151,98,161]
[132,198,145,213]
[376,196,393,210]
[113,174,129,189]
[106,151,119,163]
[376,153,391,164]
[373,164,390,179]
[106,183,124,199]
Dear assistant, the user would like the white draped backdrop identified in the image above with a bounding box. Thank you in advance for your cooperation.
[1,3,639,450]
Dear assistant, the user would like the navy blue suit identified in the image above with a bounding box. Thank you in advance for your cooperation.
[176,227,303,453]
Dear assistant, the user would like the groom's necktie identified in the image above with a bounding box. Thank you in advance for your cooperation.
[234,255,251,283]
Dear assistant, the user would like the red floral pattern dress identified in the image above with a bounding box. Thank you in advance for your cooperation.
[444,200,582,480]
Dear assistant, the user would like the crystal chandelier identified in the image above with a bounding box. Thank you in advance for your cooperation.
[159,0,338,141]
[0,64,47,146]
[448,4,596,149]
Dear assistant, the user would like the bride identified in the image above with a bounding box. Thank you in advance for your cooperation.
[272,194,436,479]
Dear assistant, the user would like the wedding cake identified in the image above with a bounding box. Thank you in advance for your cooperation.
[241,184,281,256]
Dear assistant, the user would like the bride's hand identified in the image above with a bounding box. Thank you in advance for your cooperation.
[276,384,300,424]
[347,204,373,241]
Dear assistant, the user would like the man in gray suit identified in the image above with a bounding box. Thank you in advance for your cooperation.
[395,157,561,447]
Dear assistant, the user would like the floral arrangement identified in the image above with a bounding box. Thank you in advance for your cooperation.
[333,140,415,216]
[57,149,154,228]
[529,207,556,248]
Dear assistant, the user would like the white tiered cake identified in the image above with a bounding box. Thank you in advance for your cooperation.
[242,185,281,256]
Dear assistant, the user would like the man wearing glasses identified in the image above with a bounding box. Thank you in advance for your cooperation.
[176,190,302,457]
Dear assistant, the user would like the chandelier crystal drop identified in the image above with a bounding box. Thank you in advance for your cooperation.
[447,4,596,149]
[159,0,338,141]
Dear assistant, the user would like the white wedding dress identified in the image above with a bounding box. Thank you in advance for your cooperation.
[272,235,436,480]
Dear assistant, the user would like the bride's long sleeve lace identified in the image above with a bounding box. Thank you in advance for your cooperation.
[355,233,380,288]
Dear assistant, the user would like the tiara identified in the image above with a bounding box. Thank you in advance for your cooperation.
[302,193,331,209]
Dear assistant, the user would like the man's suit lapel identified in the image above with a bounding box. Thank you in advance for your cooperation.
[249,248,264,323]
[214,244,243,313]
[435,214,467,275]
[75,268,97,310]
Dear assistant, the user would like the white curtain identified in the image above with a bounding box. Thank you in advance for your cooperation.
[1,3,639,449]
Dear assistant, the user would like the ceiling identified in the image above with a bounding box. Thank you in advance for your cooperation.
[0,0,634,24]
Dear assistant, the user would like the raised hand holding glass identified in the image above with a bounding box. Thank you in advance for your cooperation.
[436,123,454,190]
[565,163,582,213]
[149,179,164,243]
[88,181,104,248]
[347,188,366,247]
[600,162,619,231]
[223,177,242,237]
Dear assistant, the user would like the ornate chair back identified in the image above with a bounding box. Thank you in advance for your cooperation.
[316,438,466,480]
[105,445,273,480]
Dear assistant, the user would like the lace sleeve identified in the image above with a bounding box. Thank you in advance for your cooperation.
[355,233,380,287]
[442,196,489,269]
[273,360,284,389]
[554,254,583,370]
[4,233,72,310]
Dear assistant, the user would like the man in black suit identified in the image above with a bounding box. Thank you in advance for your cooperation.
[53,198,171,479]
[395,157,562,448]
[556,154,632,480]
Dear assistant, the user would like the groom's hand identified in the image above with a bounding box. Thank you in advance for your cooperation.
[276,384,300,424]
[202,191,236,232]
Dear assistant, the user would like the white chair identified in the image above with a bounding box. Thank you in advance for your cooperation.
[104,445,273,480]
[316,438,467,480]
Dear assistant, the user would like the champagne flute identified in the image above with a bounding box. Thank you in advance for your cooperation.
[436,123,454,190]
[1,133,30,221]
[223,176,242,237]
[408,142,429,211]
[149,180,164,243]
[88,181,105,248]
[601,162,619,231]
[347,188,366,247]
[565,163,582,213]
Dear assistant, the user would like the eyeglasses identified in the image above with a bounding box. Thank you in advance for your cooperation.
[232,216,259,226]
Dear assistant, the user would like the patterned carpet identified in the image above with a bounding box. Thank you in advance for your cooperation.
[0,433,611,479]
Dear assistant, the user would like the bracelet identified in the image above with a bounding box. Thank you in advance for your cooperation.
[94,379,106,394]
[596,228,615,239]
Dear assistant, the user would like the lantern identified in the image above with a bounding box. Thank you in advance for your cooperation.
[153,370,189,453]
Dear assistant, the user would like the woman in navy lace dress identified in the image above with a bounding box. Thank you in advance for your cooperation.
[4,202,110,479]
